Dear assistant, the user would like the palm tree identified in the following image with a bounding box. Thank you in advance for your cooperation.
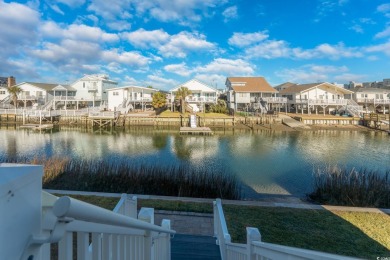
[175,87,192,114]
[152,92,167,114]
[7,85,22,108]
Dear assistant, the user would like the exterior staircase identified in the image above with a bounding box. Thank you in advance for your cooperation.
[341,99,364,117]
[117,99,134,113]
[172,234,221,260]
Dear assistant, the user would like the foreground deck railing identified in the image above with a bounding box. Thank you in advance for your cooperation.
[213,199,357,260]
[0,164,174,260]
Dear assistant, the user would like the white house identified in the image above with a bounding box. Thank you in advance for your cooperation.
[354,87,390,113]
[0,86,8,101]
[279,82,358,115]
[71,74,118,106]
[169,79,218,112]
[107,86,159,112]
[226,77,285,112]
[11,82,77,109]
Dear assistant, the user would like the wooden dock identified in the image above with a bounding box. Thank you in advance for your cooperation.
[179,127,213,135]
[20,124,54,130]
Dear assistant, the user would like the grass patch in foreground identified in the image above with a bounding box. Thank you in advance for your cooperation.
[224,205,390,259]
[59,194,389,259]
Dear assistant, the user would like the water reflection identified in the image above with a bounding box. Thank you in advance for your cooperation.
[0,126,388,198]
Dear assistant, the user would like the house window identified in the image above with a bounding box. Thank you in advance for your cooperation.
[0,91,5,95]
[239,93,246,97]
[113,91,119,96]
[83,83,85,88]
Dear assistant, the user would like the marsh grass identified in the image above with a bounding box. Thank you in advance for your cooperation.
[28,157,241,199]
[309,165,390,208]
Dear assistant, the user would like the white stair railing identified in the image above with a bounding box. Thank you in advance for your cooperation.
[213,199,358,260]
[2,164,175,260]
[36,195,175,260]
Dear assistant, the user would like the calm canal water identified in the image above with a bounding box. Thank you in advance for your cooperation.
[0,126,389,199]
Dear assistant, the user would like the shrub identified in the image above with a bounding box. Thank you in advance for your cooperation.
[308,165,390,208]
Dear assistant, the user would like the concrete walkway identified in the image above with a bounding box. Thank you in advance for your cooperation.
[279,114,311,129]
[155,210,213,236]
[46,189,390,214]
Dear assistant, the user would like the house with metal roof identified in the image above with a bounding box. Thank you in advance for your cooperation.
[226,77,286,113]
[279,82,361,115]
[169,79,218,113]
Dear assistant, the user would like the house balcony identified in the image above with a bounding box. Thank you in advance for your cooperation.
[185,97,217,103]
[307,99,347,105]
[356,98,390,105]
[127,97,153,102]
[261,97,287,103]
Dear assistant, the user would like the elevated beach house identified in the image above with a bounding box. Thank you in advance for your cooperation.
[9,82,76,109]
[279,82,360,115]
[169,79,218,112]
[71,74,118,107]
[353,87,390,113]
[226,77,286,113]
[107,86,159,113]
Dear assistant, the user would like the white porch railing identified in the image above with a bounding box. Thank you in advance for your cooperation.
[308,99,347,105]
[261,97,287,103]
[0,164,175,260]
[213,199,357,260]
[185,97,217,103]
[356,98,390,105]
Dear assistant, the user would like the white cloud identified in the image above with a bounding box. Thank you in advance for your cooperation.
[334,73,365,82]
[349,24,363,33]
[122,29,170,49]
[377,3,390,13]
[222,6,238,23]
[49,4,65,15]
[164,63,192,77]
[87,0,132,30]
[0,1,40,53]
[158,31,215,58]
[194,58,255,75]
[228,31,269,47]
[275,67,329,83]
[310,65,348,73]
[86,0,224,28]
[246,40,291,59]
[105,62,127,74]
[275,64,352,83]
[40,22,119,42]
[106,21,131,31]
[101,50,150,67]
[375,26,390,39]
[132,0,224,25]
[365,41,390,56]
[246,40,362,60]
[32,40,101,64]
[146,74,179,90]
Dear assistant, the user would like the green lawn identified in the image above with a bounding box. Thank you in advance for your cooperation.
[61,194,390,259]
[159,111,231,118]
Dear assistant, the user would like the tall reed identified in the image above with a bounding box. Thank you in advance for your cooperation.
[27,157,241,200]
[309,165,390,208]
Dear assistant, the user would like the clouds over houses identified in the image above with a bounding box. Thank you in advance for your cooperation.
[123,29,216,58]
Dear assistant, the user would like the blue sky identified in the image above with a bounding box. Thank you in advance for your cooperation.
[1,0,390,90]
